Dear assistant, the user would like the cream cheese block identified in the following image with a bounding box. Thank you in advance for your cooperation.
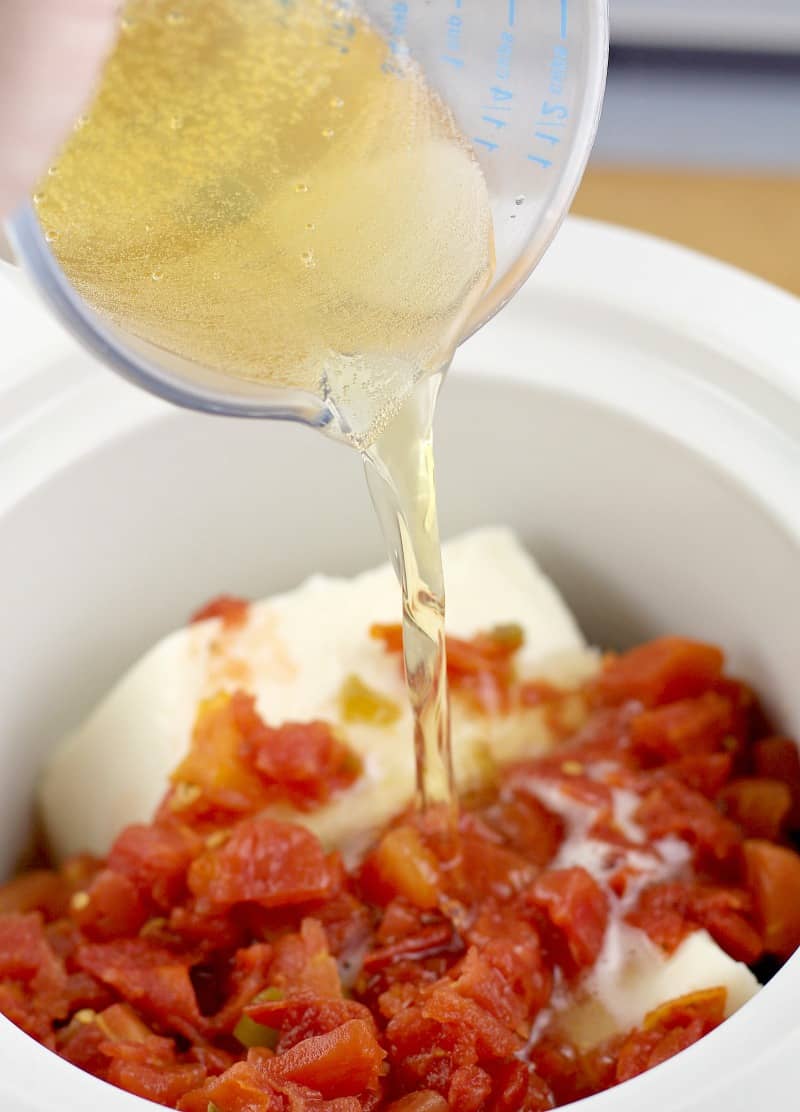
[39,527,597,861]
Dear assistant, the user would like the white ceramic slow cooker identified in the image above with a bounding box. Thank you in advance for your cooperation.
[0,217,799,1111]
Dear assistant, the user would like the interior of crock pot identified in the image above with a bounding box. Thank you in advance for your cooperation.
[1,376,799,880]
[0,369,799,1111]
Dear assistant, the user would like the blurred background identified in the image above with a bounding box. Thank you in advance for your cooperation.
[574,0,800,294]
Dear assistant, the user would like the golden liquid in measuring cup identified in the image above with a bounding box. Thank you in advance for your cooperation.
[36,0,493,446]
[35,0,495,817]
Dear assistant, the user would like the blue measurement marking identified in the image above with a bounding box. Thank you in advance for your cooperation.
[508,0,516,27]
[560,0,568,40]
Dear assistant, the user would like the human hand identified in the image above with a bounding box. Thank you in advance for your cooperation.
[0,0,119,219]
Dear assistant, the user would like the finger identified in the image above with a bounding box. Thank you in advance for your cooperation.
[0,0,120,218]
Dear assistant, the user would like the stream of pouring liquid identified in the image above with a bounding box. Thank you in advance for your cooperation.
[364,374,455,820]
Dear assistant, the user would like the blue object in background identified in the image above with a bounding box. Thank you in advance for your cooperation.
[593,0,800,172]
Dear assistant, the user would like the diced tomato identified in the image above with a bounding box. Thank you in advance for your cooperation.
[190,595,250,627]
[449,937,547,1036]
[76,939,202,1036]
[483,796,564,869]
[719,778,792,840]
[248,997,373,1052]
[489,1060,555,1112]
[445,629,521,714]
[743,839,800,958]
[0,912,68,1018]
[518,681,560,708]
[753,737,800,827]
[72,870,148,941]
[630,693,734,765]
[424,983,522,1060]
[591,638,724,708]
[233,693,362,810]
[361,827,441,910]
[386,1093,448,1112]
[627,882,762,963]
[363,923,456,974]
[109,823,200,909]
[616,1026,701,1083]
[166,694,266,818]
[643,987,726,1032]
[616,987,726,1083]
[108,1061,206,1105]
[456,833,536,904]
[188,815,336,911]
[208,941,274,1034]
[634,779,741,870]
[528,868,608,969]
[259,1019,386,1097]
[371,623,524,714]
[0,869,70,920]
[371,624,405,654]
[63,970,115,1015]
[463,912,552,1020]
[177,1059,274,1111]
[447,1064,492,1112]
[657,752,733,797]
[268,919,342,1000]
[57,1013,109,1075]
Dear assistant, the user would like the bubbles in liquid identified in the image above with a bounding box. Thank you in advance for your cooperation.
[44,230,59,244]
[33,192,44,206]
[166,10,185,24]
[120,16,136,32]
[47,166,59,177]
[74,115,90,132]
[35,0,494,448]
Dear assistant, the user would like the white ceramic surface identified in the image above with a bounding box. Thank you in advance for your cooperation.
[0,217,799,1110]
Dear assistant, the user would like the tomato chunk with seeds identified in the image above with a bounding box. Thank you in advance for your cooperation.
[233,693,361,810]
[73,869,148,941]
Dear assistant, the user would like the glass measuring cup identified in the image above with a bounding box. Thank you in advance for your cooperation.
[4,0,608,433]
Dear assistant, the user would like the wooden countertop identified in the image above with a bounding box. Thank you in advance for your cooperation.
[573,168,800,298]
